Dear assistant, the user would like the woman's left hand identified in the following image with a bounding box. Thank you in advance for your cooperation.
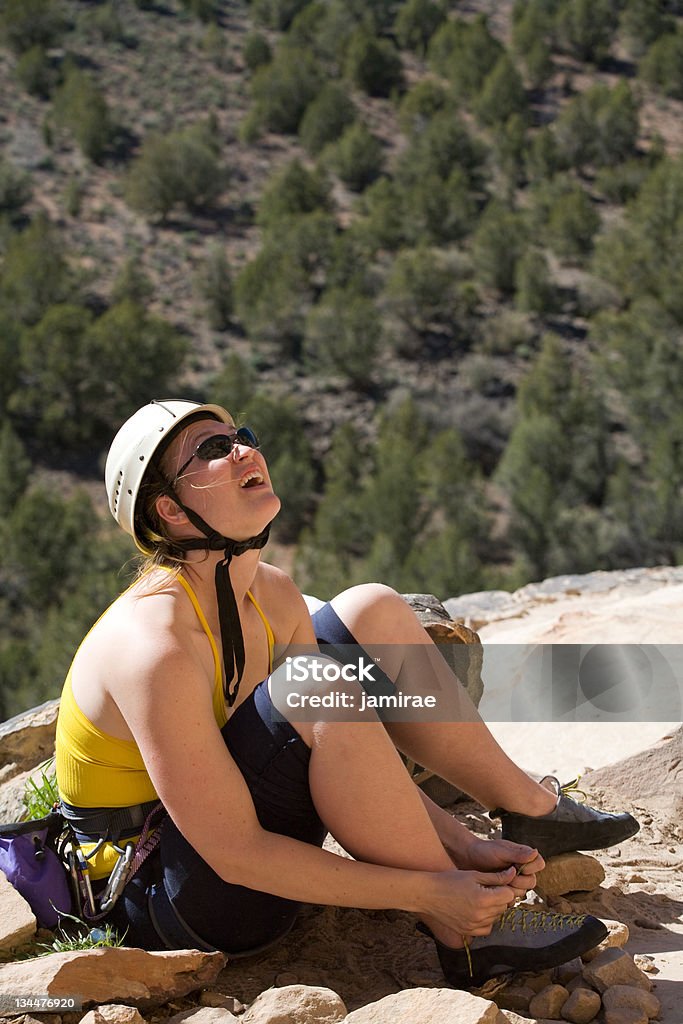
[454,838,545,901]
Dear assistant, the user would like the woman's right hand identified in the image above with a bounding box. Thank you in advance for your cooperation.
[420,865,518,938]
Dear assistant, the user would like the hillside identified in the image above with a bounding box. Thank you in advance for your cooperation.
[1,0,683,716]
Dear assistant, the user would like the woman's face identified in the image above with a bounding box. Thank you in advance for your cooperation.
[161,416,281,541]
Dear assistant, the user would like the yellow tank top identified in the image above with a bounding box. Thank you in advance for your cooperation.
[55,573,274,879]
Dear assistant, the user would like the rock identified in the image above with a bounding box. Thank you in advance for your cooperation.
[0,868,37,951]
[499,1013,537,1024]
[552,959,583,986]
[495,985,535,1013]
[602,985,661,1019]
[0,949,226,1009]
[602,1011,648,1024]
[199,993,245,1013]
[534,854,605,898]
[528,983,569,1019]
[581,921,629,963]
[581,727,682,823]
[344,987,507,1023]
[402,594,484,708]
[0,701,60,772]
[581,949,652,994]
[0,767,33,822]
[242,985,346,1024]
[522,972,554,994]
[79,1006,147,1024]
[167,1008,238,1024]
[560,988,601,1023]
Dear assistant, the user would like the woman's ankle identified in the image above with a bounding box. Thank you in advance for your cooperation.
[421,915,464,949]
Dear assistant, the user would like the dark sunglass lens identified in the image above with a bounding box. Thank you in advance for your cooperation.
[236,427,259,449]
[195,435,236,460]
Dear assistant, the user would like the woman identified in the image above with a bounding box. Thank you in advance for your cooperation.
[55,399,639,988]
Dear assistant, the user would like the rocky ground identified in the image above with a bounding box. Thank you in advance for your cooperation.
[0,568,681,1024]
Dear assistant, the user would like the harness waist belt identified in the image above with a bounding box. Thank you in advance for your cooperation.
[60,799,161,840]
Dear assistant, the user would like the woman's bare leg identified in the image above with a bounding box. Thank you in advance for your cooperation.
[328,584,557,817]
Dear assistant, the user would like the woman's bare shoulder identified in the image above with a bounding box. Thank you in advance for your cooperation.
[252,563,313,640]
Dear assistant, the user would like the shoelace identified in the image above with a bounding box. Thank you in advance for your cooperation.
[542,774,589,805]
[462,906,588,978]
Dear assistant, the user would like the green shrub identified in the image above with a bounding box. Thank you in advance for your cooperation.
[345,29,403,97]
[383,246,463,336]
[111,256,154,306]
[525,38,554,89]
[0,0,63,54]
[515,249,557,313]
[0,159,32,218]
[511,0,554,57]
[53,68,115,163]
[257,159,331,228]
[394,0,446,55]
[250,47,323,133]
[299,82,356,155]
[555,82,640,170]
[0,421,30,517]
[472,202,527,293]
[357,178,405,251]
[251,0,309,30]
[476,54,528,127]
[179,0,219,23]
[526,125,564,181]
[15,44,56,98]
[620,0,674,59]
[243,31,272,72]
[553,0,616,64]
[125,122,226,220]
[547,186,600,260]
[326,122,383,192]
[303,287,382,387]
[640,31,683,100]
[195,245,233,331]
[0,215,73,326]
[13,300,188,450]
[594,160,650,204]
[401,168,476,245]
[428,15,503,100]
[398,79,448,135]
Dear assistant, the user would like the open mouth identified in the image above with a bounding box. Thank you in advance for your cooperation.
[239,470,264,489]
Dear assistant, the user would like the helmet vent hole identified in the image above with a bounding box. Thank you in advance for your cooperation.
[139,455,145,461]
[127,488,132,495]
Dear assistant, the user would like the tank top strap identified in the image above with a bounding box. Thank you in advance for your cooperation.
[246,590,275,673]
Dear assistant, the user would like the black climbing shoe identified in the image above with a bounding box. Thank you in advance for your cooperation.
[419,907,608,989]
[490,776,640,860]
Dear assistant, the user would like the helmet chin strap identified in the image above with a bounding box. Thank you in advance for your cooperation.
[159,478,272,707]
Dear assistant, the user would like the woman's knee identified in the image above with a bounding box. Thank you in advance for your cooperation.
[330,583,415,643]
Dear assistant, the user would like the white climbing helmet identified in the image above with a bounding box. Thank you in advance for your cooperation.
[105,398,232,550]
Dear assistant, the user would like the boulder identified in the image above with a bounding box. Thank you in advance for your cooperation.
[528,984,569,1019]
[242,985,346,1024]
[0,948,225,1009]
[560,987,601,1024]
[0,701,60,773]
[582,920,629,962]
[344,987,507,1024]
[0,868,36,951]
[168,1008,238,1024]
[534,854,605,898]
[79,1006,147,1024]
[581,949,652,994]
[601,985,661,1019]
[198,993,246,1013]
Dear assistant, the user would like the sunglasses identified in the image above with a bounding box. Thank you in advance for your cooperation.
[173,427,260,482]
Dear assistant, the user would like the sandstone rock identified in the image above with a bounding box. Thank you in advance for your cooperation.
[602,1011,648,1024]
[495,985,535,1013]
[522,972,554,994]
[499,1013,538,1024]
[0,701,60,772]
[534,853,605,898]
[79,1006,147,1024]
[560,987,601,1024]
[199,993,245,1013]
[0,949,225,1009]
[167,1008,238,1024]
[582,920,629,962]
[529,983,569,1019]
[566,977,597,994]
[602,985,661,1019]
[0,767,33,822]
[242,985,346,1024]
[344,987,507,1024]
[553,959,583,986]
[0,868,37,951]
[582,949,652,994]
[402,594,484,708]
